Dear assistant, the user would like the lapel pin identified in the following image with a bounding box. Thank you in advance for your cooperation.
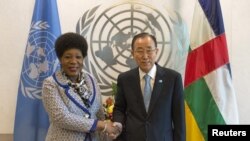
[159,80,163,83]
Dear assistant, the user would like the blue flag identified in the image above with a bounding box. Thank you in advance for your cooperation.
[14,0,61,141]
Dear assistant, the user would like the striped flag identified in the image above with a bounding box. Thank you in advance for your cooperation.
[184,0,239,141]
[13,0,61,141]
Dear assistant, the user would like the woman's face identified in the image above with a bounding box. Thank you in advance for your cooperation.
[60,48,83,82]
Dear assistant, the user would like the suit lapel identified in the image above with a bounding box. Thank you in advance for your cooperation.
[130,68,147,113]
[147,66,164,115]
[134,69,145,109]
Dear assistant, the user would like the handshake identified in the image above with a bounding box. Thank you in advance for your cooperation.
[100,121,122,140]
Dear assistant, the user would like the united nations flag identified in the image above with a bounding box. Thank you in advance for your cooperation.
[13,0,61,141]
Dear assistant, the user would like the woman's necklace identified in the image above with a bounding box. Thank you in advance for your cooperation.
[62,70,92,108]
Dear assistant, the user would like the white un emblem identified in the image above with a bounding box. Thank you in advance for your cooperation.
[77,1,188,96]
[21,21,59,99]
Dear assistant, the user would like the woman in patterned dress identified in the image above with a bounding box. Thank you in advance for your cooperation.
[42,32,118,141]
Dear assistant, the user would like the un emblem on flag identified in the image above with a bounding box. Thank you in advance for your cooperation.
[77,1,188,96]
[20,21,59,99]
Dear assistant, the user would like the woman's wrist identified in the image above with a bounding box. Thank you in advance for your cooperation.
[97,120,107,132]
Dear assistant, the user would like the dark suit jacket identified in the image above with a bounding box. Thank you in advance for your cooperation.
[113,64,185,141]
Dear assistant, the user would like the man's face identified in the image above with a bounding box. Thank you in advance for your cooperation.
[132,36,158,73]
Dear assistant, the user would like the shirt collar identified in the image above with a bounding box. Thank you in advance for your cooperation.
[139,64,157,80]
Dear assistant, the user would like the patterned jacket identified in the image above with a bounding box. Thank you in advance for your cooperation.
[42,70,105,141]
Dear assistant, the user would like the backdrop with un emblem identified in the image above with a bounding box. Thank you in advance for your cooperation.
[75,0,189,96]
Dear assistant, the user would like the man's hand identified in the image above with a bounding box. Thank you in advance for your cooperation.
[108,122,122,139]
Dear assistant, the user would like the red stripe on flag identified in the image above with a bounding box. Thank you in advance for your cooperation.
[184,33,229,87]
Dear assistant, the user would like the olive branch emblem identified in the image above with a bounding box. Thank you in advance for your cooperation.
[77,5,115,95]
[30,21,49,33]
[21,80,42,99]
[78,5,100,36]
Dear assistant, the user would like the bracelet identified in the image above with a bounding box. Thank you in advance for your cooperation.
[102,122,107,132]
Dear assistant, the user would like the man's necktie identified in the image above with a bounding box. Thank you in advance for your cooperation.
[143,74,151,112]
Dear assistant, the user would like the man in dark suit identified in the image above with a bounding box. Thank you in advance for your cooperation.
[112,32,186,141]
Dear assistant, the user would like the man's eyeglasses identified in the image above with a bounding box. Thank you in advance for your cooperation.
[134,48,156,55]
